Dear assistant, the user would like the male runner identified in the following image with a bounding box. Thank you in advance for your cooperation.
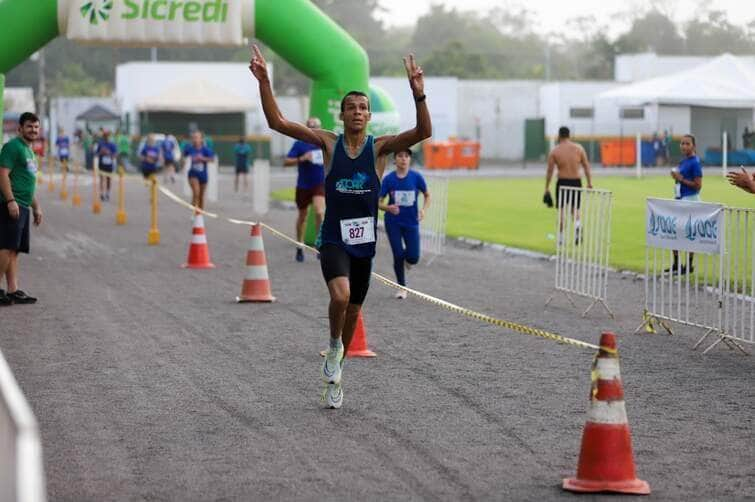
[55,128,71,171]
[96,130,118,201]
[234,136,253,193]
[0,112,43,306]
[544,126,593,243]
[162,133,178,184]
[284,117,325,262]
[250,45,431,409]
[140,134,161,179]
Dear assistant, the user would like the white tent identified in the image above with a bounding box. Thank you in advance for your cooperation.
[137,78,255,113]
[598,54,755,108]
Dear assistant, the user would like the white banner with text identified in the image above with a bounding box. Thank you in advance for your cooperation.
[646,198,724,254]
[65,0,244,47]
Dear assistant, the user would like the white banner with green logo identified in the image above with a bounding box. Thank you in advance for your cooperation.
[63,0,244,47]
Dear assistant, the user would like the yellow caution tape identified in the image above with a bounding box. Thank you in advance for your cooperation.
[88,176,598,352]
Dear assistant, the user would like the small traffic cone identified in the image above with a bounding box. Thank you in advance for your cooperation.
[562,332,650,495]
[346,310,376,358]
[236,224,275,302]
[182,213,215,269]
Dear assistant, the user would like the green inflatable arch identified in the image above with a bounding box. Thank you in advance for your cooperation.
[0,0,396,132]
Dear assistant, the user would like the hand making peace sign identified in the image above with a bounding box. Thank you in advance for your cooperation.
[403,53,425,99]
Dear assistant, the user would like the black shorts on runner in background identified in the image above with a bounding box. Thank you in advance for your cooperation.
[555,178,582,209]
[319,243,372,305]
[0,204,31,253]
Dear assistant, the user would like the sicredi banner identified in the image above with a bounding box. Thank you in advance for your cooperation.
[65,0,243,47]
[646,198,724,254]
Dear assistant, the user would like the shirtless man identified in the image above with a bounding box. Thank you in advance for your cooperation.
[249,45,431,409]
[544,126,593,242]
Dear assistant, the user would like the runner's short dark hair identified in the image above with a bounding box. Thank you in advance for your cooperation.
[19,112,39,126]
[683,133,696,146]
[558,126,570,139]
[395,149,412,158]
[340,91,370,112]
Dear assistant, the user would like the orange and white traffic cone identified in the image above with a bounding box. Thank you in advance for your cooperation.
[182,213,215,269]
[562,332,650,495]
[346,310,376,358]
[236,224,275,302]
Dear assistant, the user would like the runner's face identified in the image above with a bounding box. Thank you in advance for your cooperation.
[680,137,694,156]
[192,133,202,147]
[394,151,411,171]
[19,121,40,143]
[340,96,371,132]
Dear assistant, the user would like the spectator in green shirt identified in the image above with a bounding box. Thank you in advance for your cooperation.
[116,130,131,171]
[0,112,44,306]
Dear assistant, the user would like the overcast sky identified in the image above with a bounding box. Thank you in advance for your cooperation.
[375,0,755,38]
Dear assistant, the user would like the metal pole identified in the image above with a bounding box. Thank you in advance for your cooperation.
[148,175,160,245]
[636,132,642,178]
[722,131,728,176]
[116,166,127,225]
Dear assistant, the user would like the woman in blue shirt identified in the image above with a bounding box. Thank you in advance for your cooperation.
[379,149,431,299]
[667,134,703,275]
[183,130,214,210]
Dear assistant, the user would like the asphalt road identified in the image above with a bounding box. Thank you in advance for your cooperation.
[1,174,753,501]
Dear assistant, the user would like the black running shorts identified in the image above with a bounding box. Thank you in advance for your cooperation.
[319,243,372,305]
[0,204,31,253]
[555,178,582,209]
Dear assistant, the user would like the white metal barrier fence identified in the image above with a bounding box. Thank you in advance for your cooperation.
[546,186,613,317]
[636,200,753,354]
[0,349,46,502]
[420,174,448,262]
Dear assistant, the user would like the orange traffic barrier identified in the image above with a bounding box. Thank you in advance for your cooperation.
[236,224,275,302]
[346,310,376,358]
[182,213,215,269]
[423,141,456,169]
[563,332,650,495]
[600,139,636,167]
[452,140,480,169]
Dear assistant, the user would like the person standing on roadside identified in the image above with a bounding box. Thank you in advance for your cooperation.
[0,112,44,306]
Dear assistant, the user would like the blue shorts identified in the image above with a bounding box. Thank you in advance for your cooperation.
[188,169,208,185]
[0,204,30,254]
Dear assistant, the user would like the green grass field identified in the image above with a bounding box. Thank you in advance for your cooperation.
[272,174,753,272]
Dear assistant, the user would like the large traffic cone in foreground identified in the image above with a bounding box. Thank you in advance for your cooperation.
[182,213,215,269]
[563,332,650,495]
[346,310,376,358]
[236,224,275,302]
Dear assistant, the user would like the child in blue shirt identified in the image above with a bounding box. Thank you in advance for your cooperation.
[379,149,430,298]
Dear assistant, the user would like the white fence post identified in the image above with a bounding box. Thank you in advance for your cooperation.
[638,199,752,355]
[420,173,448,262]
[0,350,47,502]
[546,186,614,317]
[252,159,270,216]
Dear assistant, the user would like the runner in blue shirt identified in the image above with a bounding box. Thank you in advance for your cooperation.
[140,134,161,180]
[250,45,432,409]
[96,130,118,201]
[284,117,325,262]
[183,130,214,210]
[161,133,178,184]
[379,149,430,299]
[55,129,70,170]
[667,134,703,275]
[234,137,254,193]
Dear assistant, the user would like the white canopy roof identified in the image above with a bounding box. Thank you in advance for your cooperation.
[598,54,755,108]
[137,78,255,113]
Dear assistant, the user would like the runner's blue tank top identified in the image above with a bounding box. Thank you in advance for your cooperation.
[319,134,380,258]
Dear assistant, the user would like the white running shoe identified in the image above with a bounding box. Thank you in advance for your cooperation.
[321,345,344,384]
[324,381,343,409]
[395,289,408,300]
